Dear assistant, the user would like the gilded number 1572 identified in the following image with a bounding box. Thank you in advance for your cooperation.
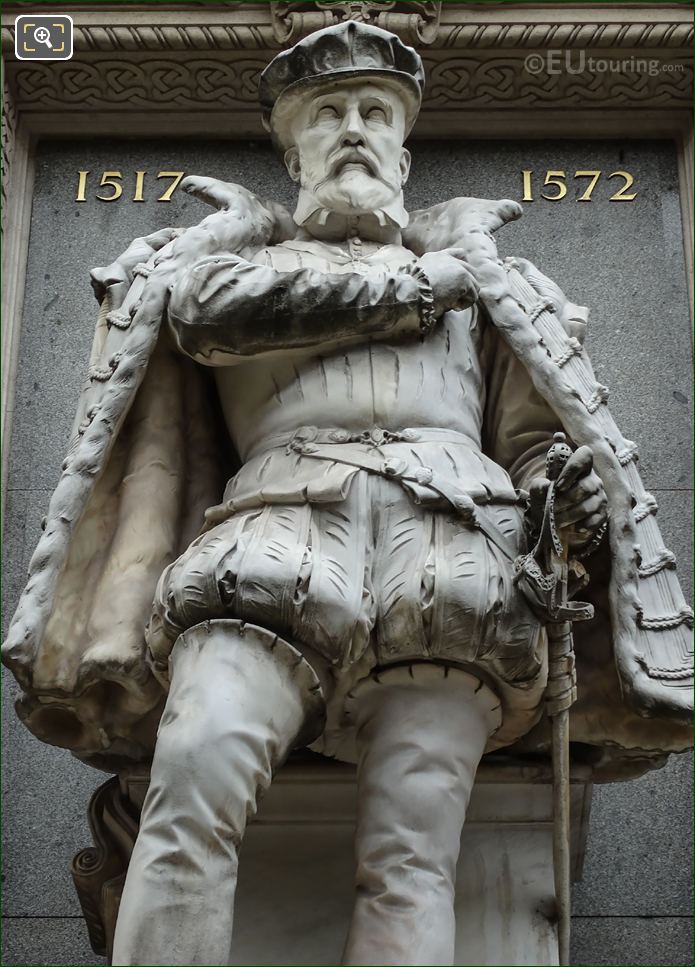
[521,169,637,202]
[75,170,185,203]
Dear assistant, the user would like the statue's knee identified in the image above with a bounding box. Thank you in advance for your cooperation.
[147,532,242,668]
[155,619,326,754]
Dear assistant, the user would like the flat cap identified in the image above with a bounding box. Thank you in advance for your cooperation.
[260,21,425,149]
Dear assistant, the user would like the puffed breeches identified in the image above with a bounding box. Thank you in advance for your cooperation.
[148,471,542,686]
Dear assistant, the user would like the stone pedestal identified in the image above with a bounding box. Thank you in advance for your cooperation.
[74,758,592,966]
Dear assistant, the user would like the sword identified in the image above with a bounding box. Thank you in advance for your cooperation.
[544,433,578,967]
[505,430,593,966]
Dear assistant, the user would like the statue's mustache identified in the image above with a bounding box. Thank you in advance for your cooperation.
[309,147,398,194]
[329,147,377,177]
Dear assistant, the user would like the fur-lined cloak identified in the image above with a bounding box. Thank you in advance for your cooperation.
[3,185,692,774]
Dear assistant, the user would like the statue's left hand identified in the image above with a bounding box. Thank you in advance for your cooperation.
[529,446,608,552]
[417,248,480,315]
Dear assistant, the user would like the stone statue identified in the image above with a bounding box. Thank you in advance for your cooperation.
[3,21,692,967]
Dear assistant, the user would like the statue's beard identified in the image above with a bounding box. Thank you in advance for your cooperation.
[294,169,409,236]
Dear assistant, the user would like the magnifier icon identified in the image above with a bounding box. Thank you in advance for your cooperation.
[33,25,53,49]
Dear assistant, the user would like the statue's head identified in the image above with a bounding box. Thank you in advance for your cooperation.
[260,22,424,238]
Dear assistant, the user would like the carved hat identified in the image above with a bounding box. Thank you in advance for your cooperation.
[260,21,425,149]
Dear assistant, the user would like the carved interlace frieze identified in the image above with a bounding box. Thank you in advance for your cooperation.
[0,3,691,144]
[11,58,265,110]
[8,51,692,114]
[1,77,15,228]
[422,53,692,111]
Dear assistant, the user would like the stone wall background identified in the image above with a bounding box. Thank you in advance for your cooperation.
[2,138,693,966]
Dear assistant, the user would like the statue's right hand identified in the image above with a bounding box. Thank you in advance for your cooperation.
[416,248,481,317]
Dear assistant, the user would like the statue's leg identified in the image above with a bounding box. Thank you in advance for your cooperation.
[342,664,501,967]
[112,618,324,967]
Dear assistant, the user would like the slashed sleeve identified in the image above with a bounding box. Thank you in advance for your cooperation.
[167,253,431,365]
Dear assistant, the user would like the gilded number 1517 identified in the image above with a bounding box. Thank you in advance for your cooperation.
[76,170,185,203]
[521,169,637,202]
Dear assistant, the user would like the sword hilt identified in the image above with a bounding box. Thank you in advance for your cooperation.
[546,432,572,483]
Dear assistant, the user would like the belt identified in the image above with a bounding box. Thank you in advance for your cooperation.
[246,424,480,458]
[268,425,526,563]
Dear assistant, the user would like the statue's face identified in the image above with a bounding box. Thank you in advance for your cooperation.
[285,79,411,219]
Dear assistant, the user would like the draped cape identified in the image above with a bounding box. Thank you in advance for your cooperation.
[3,186,692,774]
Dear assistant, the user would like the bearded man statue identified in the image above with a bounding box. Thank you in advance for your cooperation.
[3,21,692,967]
